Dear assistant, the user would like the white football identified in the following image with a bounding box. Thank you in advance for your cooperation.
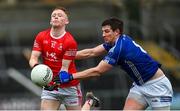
[31,64,53,87]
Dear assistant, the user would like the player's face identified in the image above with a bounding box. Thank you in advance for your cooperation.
[102,25,117,45]
[50,9,69,28]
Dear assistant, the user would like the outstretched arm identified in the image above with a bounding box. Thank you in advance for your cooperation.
[73,60,112,79]
[58,60,113,83]
[75,44,106,60]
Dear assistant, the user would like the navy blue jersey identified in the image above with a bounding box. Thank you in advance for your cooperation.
[103,34,161,85]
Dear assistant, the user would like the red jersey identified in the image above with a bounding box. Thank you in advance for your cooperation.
[33,29,79,88]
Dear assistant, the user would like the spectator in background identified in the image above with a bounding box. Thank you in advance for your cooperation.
[29,7,82,110]
[58,17,173,110]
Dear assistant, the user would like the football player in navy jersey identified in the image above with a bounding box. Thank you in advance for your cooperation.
[57,17,173,110]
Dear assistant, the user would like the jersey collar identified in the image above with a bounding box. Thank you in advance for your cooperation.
[50,31,66,39]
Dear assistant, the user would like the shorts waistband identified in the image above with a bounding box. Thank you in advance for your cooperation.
[144,75,165,85]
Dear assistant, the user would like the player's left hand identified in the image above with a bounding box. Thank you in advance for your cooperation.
[58,71,73,83]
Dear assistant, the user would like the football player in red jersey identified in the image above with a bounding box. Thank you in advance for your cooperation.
[29,7,82,110]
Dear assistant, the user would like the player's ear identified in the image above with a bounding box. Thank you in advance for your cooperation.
[65,18,69,25]
[115,29,121,35]
[50,20,52,25]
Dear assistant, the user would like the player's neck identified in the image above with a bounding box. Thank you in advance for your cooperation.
[50,26,66,38]
[112,34,120,44]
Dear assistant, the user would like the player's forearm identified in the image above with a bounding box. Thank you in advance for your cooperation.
[29,56,39,68]
[73,60,112,80]
[29,59,38,68]
[58,61,112,83]
[75,45,106,60]
[73,67,101,79]
[60,59,71,72]
[75,49,95,60]
[29,51,41,68]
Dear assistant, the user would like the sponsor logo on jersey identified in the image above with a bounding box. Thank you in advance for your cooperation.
[46,52,57,60]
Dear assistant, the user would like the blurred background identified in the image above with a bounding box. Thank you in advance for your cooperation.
[0,0,180,110]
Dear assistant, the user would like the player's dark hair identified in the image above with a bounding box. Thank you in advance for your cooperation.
[53,6,69,17]
[102,17,123,33]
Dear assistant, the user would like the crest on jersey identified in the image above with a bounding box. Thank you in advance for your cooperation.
[58,43,63,50]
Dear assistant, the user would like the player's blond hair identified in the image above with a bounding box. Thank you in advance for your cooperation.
[53,6,69,17]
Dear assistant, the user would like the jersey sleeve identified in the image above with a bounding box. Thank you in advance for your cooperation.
[103,40,123,66]
[103,43,113,51]
[63,39,77,60]
[32,32,43,51]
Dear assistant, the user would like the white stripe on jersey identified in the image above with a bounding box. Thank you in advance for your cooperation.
[125,60,144,85]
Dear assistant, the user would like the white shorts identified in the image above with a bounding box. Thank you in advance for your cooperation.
[127,75,173,108]
[41,83,82,107]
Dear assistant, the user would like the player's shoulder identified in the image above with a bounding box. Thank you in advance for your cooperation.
[65,32,74,38]
[63,32,77,48]
[37,28,50,37]
[65,32,77,42]
[118,34,134,46]
[120,34,133,41]
[39,28,50,34]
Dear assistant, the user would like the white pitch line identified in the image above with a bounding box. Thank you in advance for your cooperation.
[7,68,42,97]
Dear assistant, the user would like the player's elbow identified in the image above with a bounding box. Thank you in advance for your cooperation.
[93,67,104,77]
